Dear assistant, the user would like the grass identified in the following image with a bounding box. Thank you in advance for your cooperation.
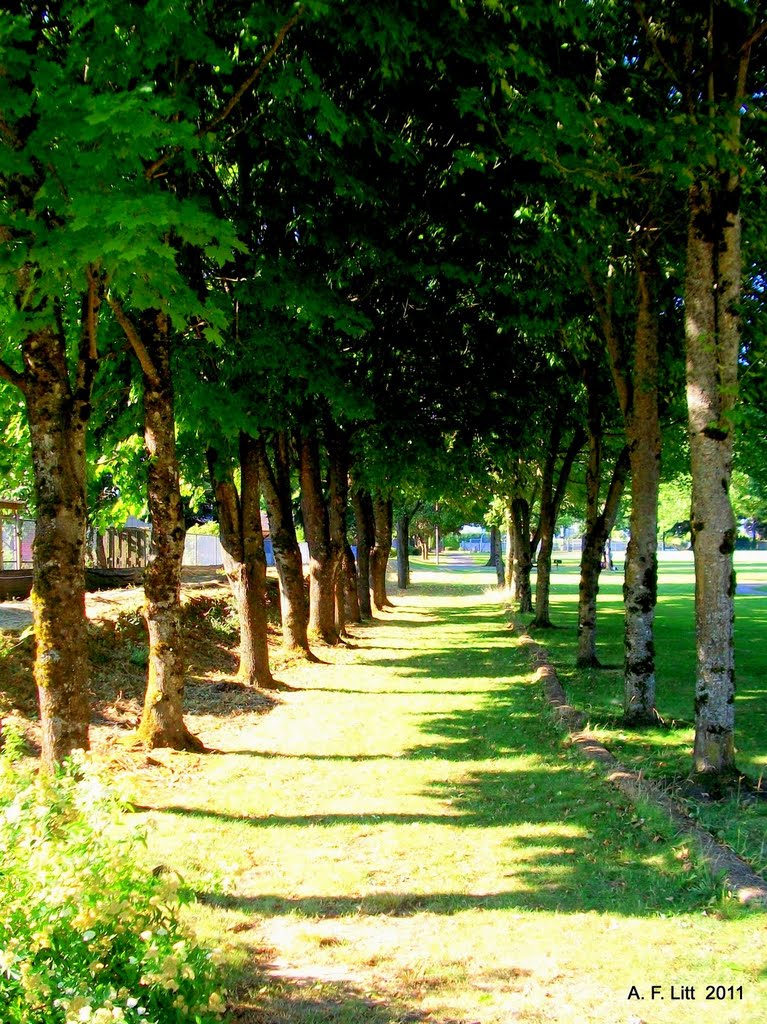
[108,556,767,1024]
[521,550,767,876]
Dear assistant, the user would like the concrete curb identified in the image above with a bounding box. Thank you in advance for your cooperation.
[515,629,767,907]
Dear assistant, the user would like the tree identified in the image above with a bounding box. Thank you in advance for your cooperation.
[0,1,226,764]
[678,1,763,778]
[207,436,275,688]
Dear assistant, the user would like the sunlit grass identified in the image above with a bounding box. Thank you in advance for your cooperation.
[521,550,767,881]
[119,556,767,1024]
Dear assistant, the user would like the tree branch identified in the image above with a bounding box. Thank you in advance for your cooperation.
[145,7,303,183]
[741,20,767,54]
[553,426,587,514]
[207,8,303,134]
[75,265,103,400]
[582,262,631,419]
[633,1,678,83]
[0,357,26,393]
[107,294,160,386]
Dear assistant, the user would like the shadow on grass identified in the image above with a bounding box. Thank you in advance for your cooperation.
[160,711,710,916]
[151,569,756,943]
[229,964,428,1024]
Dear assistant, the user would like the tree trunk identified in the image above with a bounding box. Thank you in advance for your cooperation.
[135,312,202,751]
[352,488,374,618]
[686,180,740,776]
[396,515,410,589]
[343,543,361,623]
[511,497,533,614]
[486,526,498,568]
[577,445,630,668]
[504,506,515,597]
[494,526,505,588]
[531,427,584,629]
[299,431,338,643]
[327,427,349,637]
[370,494,394,610]
[256,432,311,654]
[23,324,92,769]
[623,259,662,725]
[207,437,273,687]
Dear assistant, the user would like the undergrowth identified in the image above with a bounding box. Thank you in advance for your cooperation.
[0,731,227,1024]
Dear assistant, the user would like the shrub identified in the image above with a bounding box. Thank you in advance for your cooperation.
[0,741,226,1024]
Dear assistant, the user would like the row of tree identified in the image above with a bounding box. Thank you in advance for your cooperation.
[1,1,765,783]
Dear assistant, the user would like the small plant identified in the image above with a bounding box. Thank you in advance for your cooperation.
[0,749,227,1024]
[128,644,149,668]
[182,597,240,642]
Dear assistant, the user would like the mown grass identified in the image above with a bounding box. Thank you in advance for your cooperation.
[519,550,767,880]
[123,557,766,1024]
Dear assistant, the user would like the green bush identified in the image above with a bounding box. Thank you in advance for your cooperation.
[0,741,226,1024]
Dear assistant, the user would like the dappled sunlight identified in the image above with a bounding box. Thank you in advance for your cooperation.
[120,560,767,1024]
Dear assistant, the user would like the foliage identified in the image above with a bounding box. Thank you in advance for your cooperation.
[0,746,226,1024]
[657,475,692,547]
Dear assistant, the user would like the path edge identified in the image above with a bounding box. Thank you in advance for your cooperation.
[512,624,767,908]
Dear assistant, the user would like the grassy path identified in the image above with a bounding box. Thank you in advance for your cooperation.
[134,560,765,1024]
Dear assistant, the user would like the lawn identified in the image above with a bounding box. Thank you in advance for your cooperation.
[525,550,767,876]
[114,556,766,1024]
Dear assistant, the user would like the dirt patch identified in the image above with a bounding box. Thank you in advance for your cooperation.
[0,568,284,755]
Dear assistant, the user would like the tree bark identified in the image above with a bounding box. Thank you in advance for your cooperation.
[494,525,506,587]
[352,487,374,618]
[531,427,584,629]
[135,312,202,751]
[504,505,515,596]
[396,515,410,589]
[686,182,740,776]
[256,431,311,654]
[511,497,533,614]
[370,493,394,610]
[681,7,750,779]
[327,426,349,638]
[343,543,361,623]
[486,526,498,567]
[207,436,273,687]
[577,445,630,668]
[22,323,94,769]
[299,430,338,643]
[585,247,662,724]
[623,258,662,725]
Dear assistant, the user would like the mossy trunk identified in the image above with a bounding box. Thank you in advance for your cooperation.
[256,432,310,654]
[370,494,394,610]
[623,259,661,726]
[23,325,92,769]
[136,313,202,751]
